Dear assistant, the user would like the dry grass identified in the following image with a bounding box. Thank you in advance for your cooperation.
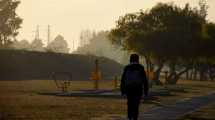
[0,80,127,120]
[0,80,215,120]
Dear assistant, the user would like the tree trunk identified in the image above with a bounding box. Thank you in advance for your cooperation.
[166,67,190,85]
[193,67,198,80]
[199,64,208,81]
[165,61,176,84]
[144,55,150,79]
[190,68,194,80]
[186,70,189,80]
[153,62,164,85]
[208,65,215,81]
[144,55,153,88]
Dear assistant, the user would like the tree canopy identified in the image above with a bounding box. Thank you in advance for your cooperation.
[0,0,22,48]
[46,35,70,53]
[76,31,129,64]
[30,39,44,52]
[109,2,215,84]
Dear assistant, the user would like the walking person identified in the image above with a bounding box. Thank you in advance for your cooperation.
[121,54,149,120]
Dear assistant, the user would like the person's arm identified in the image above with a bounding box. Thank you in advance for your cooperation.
[120,67,127,95]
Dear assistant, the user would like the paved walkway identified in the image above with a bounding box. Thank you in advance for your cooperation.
[120,92,215,120]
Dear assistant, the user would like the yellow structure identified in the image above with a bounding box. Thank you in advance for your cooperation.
[113,76,119,90]
[90,59,101,90]
[146,71,154,80]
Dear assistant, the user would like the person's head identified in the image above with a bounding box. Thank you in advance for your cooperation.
[130,54,139,63]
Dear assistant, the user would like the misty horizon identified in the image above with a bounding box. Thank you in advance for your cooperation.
[17,0,215,51]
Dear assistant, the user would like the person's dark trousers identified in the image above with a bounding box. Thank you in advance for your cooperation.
[127,95,142,120]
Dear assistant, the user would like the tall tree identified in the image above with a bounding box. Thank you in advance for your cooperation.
[46,35,70,53]
[10,39,30,50]
[198,0,209,20]
[76,31,129,64]
[0,0,22,48]
[30,39,44,52]
[109,3,206,84]
[79,29,94,47]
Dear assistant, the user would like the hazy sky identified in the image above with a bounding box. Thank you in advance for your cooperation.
[17,0,215,51]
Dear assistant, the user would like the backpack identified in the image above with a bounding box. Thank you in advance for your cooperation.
[125,68,143,87]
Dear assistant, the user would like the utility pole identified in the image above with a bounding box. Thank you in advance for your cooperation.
[35,25,40,40]
[47,25,51,45]
[73,39,75,51]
